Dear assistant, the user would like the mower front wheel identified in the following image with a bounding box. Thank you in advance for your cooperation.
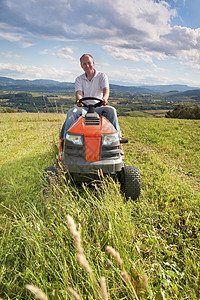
[119,165,141,200]
[44,165,58,185]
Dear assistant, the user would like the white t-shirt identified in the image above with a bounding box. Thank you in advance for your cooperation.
[75,70,109,105]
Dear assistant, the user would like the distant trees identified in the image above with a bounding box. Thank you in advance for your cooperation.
[1,107,20,113]
[165,105,200,119]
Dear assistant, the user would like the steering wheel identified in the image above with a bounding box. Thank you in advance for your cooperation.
[79,97,104,108]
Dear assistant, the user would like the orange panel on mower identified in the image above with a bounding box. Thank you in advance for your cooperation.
[67,115,117,161]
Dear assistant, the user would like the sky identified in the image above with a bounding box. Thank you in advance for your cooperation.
[0,0,200,87]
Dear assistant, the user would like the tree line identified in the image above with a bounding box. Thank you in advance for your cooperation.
[165,105,200,119]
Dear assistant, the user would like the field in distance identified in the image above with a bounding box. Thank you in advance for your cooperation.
[1,87,200,117]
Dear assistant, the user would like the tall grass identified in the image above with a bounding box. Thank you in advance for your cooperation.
[0,113,199,299]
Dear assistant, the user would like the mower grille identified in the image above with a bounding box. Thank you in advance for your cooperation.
[100,143,120,160]
[63,140,85,160]
[84,112,100,126]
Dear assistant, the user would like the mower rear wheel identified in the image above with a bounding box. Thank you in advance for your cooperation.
[120,165,141,200]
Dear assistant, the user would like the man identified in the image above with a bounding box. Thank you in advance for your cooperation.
[75,53,109,106]
[63,54,121,136]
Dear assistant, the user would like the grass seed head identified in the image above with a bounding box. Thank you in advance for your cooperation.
[25,285,48,300]
[74,231,84,254]
[76,253,93,275]
[66,215,84,254]
[67,287,83,300]
[106,246,123,267]
[100,276,109,300]
[66,215,77,236]
[76,253,99,291]
[142,274,148,290]
[121,270,131,284]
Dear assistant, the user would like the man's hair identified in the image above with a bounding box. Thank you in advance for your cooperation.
[80,54,94,62]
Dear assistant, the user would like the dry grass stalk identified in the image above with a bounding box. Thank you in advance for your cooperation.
[121,270,131,284]
[106,246,141,299]
[76,252,99,291]
[100,276,109,300]
[25,285,48,300]
[66,215,99,293]
[76,253,93,275]
[160,289,166,300]
[67,287,83,300]
[66,215,84,254]
[106,246,123,267]
[142,274,148,290]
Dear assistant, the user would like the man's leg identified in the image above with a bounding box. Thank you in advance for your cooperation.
[96,105,121,137]
[63,106,87,138]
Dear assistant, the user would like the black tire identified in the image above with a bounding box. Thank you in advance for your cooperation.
[60,121,66,139]
[44,165,58,185]
[119,165,141,200]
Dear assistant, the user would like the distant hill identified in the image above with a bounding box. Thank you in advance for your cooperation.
[0,76,199,94]
[110,83,199,93]
[174,89,200,98]
[110,84,153,94]
[163,89,200,101]
[0,77,74,94]
[141,84,199,93]
[0,77,200,114]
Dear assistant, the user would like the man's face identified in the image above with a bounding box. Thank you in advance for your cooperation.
[80,55,94,73]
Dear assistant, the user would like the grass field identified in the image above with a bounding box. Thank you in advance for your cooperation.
[0,113,199,299]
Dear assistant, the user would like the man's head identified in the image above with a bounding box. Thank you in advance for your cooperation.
[80,54,95,74]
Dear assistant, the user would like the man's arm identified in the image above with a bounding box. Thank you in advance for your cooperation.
[102,87,109,106]
[75,90,83,107]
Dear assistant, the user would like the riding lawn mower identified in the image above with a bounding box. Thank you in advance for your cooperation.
[45,97,141,200]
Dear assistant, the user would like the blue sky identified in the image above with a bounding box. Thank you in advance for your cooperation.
[0,0,200,87]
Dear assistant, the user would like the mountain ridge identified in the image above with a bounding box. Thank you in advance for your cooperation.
[0,76,199,94]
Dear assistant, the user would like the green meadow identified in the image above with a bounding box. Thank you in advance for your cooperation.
[0,113,199,299]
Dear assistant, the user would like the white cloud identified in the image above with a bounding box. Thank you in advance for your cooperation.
[0,32,20,42]
[0,0,200,71]
[0,0,177,43]
[0,23,36,47]
[179,49,200,69]
[0,52,20,59]
[95,62,110,68]
[0,62,77,82]
[107,68,168,85]
[157,26,200,64]
[107,66,200,87]
[151,63,166,72]
[41,47,74,60]
[61,47,73,54]
[103,45,153,63]
[0,58,199,87]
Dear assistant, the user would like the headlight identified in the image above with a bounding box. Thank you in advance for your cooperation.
[66,133,83,145]
[102,133,119,145]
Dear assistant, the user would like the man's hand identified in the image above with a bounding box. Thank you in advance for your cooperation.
[76,100,83,107]
[102,98,108,106]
